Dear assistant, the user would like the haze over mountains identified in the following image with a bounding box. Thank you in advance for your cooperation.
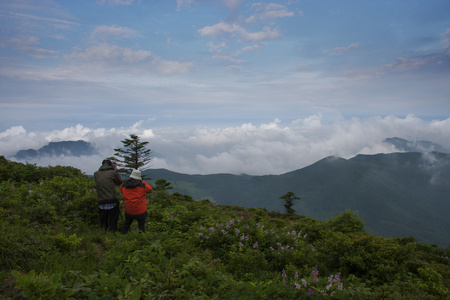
[12,136,448,162]
[9,137,450,247]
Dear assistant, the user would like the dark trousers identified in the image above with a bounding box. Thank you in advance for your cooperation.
[99,205,120,233]
[121,211,148,234]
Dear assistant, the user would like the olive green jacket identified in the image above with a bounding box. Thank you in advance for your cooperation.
[93,163,123,205]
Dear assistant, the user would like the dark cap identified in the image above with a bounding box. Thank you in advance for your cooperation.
[102,159,113,166]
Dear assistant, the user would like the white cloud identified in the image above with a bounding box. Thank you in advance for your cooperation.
[326,42,360,56]
[177,0,245,10]
[246,3,295,23]
[198,22,281,42]
[1,35,59,58]
[0,126,26,139]
[234,43,266,56]
[65,42,194,75]
[176,0,197,9]
[222,0,246,10]
[91,25,141,41]
[2,115,450,176]
[68,43,151,63]
[156,59,195,75]
[96,0,135,5]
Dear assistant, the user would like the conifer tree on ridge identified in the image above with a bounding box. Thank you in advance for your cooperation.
[112,134,152,174]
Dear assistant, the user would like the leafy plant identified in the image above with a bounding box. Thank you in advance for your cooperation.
[0,158,449,299]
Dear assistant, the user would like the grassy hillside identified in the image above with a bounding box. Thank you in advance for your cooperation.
[1,156,449,299]
[146,152,450,247]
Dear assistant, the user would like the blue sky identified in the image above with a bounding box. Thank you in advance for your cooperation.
[1,0,450,175]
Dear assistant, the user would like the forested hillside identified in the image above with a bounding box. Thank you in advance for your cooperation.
[1,156,449,299]
[145,152,450,247]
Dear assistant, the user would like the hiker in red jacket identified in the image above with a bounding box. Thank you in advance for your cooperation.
[120,169,152,234]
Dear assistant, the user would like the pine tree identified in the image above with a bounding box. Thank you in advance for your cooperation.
[279,191,300,216]
[112,134,152,173]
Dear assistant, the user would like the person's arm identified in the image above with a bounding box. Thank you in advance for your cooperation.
[144,182,152,194]
[113,164,123,185]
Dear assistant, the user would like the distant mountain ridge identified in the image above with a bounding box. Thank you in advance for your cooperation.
[384,137,449,153]
[12,137,450,246]
[145,151,450,247]
[15,140,96,159]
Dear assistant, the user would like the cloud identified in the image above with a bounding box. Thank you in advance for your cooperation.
[233,43,266,56]
[6,11,78,28]
[156,59,195,75]
[326,42,360,56]
[1,35,59,58]
[246,3,295,23]
[206,42,247,63]
[378,28,450,74]
[222,0,246,10]
[68,43,151,63]
[2,115,450,176]
[0,126,26,139]
[198,21,281,42]
[96,0,135,5]
[63,25,194,75]
[442,28,450,48]
[176,0,246,10]
[91,25,142,41]
[382,50,450,72]
[66,43,193,74]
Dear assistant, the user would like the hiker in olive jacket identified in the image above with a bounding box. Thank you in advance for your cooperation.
[94,159,122,232]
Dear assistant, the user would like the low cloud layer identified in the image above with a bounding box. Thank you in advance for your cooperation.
[1,115,450,176]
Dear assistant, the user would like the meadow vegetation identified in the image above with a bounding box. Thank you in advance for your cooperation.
[0,156,449,299]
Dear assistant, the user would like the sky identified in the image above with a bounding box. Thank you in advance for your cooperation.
[1,0,450,175]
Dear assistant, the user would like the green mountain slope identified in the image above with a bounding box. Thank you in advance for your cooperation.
[145,152,450,247]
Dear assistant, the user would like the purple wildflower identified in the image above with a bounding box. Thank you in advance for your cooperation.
[312,265,319,283]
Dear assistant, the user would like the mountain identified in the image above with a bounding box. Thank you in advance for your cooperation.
[384,137,449,153]
[15,140,97,159]
[144,152,450,247]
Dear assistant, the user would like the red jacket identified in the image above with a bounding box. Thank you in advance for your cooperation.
[120,179,152,215]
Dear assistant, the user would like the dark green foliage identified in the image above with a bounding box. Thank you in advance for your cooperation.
[325,210,365,234]
[279,191,300,216]
[154,178,173,193]
[0,155,86,183]
[112,134,152,173]
[0,158,449,299]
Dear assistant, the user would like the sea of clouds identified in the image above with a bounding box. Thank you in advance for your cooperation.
[1,114,450,176]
